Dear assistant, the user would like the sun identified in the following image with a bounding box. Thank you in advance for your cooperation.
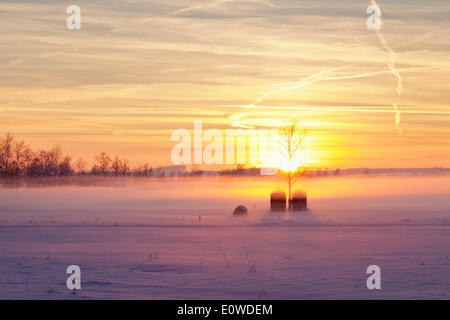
[257,142,312,173]
[277,157,301,172]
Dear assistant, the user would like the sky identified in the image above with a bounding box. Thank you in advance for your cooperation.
[1,0,449,169]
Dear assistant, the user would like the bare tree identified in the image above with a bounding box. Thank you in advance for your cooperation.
[58,155,73,176]
[112,156,130,176]
[27,151,43,176]
[12,140,31,176]
[278,119,308,208]
[111,156,121,176]
[47,145,63,176]
[24,146,72,176]
[0,133,14,176]
[74,158,87,174]
[93,152,111,175]
[119,158,130,176]
[0,133,153,178]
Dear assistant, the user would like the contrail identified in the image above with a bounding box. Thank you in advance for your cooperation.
[7,46,84,66]
[371,0,403,133]
[229,65,351,127]
[7,0,275,66]
[225,104,450,131]
[229,65,426,128]
[5,2,120,66]
[235,65,351,110]
[270,66,427,87]
[225,104,450,116]
[231,1,412,130]
[170,0,275,16]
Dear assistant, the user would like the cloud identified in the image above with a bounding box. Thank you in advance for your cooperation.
[169,0,275,16]
[1,0,449,167]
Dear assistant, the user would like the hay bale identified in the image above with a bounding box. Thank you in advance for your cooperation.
[270,191,286,211]
[233,205,248,216]
[290,190,307,211]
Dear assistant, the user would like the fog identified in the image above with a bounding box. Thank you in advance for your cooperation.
[1,174,449,227]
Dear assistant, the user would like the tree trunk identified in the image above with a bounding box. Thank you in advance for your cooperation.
[288,172,292,210]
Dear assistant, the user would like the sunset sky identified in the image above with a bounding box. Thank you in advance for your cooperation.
[1,0,449,169]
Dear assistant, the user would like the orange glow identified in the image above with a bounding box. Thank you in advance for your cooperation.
[0,1,449,169]
[277,158,300,173]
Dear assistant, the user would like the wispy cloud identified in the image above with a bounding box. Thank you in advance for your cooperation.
[170,0,276,16]
[229,65,430,128]
[1,0,449,167]
[371,0,404,133]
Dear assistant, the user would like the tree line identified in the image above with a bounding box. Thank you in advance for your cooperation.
[0,133,153,177]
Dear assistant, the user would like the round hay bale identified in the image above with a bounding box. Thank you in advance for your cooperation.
[233,205,248,216]
[270,191,286,211]
[290,190,307,211]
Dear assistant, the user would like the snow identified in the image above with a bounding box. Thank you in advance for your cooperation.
[0,174,449,299]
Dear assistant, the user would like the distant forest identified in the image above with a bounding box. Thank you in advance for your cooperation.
[0,133,258,178]
[0,133,152,177]
[2,133,449,178]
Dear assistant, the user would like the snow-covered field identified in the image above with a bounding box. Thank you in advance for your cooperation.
[0,175,449,299]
